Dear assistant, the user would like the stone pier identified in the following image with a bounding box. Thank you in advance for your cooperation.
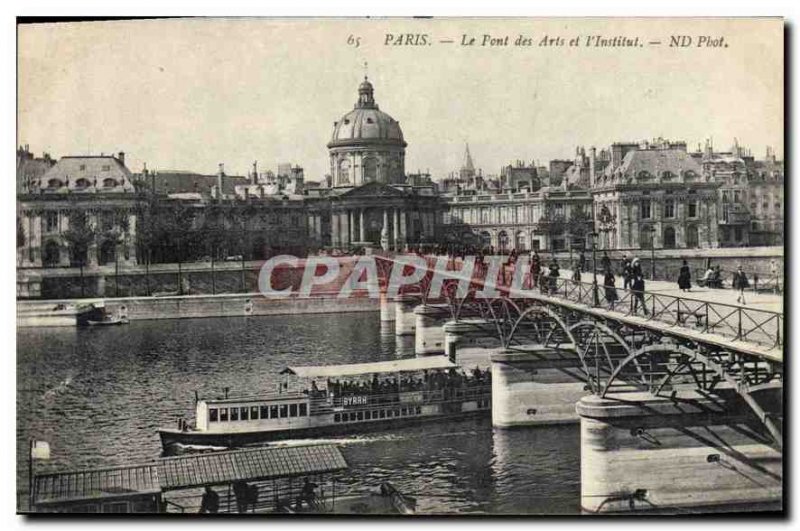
[414,304,448,355]
[394,294,418,336]
[491,346,588,428]
[379,292,396,322]
[577,391,782,513]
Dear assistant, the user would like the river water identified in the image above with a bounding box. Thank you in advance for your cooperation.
[17,312,580,514]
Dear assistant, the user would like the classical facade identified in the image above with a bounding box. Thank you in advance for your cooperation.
[17,153,139,269]
[592,140,720,250]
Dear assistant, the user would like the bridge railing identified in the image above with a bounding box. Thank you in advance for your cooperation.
[539,277,782,350]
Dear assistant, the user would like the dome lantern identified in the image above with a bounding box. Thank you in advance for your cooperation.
[356,76,376,109]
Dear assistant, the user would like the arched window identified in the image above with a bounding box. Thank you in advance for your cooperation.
[362,157,377,183]
[47,178,63,189]
[75,178,92,189]
[515,231,527,251]
[498,231,509,252]
[338,159,350,185]
[686,226,699,248]
[102,178,118,188]
[640,227,653,249]
[479,231,491,249]
[663,226,676,249]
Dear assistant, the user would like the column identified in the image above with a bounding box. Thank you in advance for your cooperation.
[383,209,389,233]
[393,209,400,250]
[348,210,355,244]
[400,211,407,247]
[331,211,339,248]
[339,210,352,247]
[359,209,366,242]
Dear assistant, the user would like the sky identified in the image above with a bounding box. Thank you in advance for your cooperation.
[18,18,783,180]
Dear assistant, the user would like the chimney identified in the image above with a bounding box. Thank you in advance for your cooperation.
[217,163,225,199]
[589,147,596,188]
[117,152,126,166]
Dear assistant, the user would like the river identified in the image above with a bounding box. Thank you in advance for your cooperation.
[17,312,580,514]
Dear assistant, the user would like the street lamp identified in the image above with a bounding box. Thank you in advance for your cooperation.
[650,226,657,280]
[591,231,599,306]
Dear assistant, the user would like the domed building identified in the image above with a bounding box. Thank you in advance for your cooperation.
[300,77,441,252]
[328,77,407,187]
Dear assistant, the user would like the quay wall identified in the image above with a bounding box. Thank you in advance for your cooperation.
[577,391,782,513]
[17,293,378,326]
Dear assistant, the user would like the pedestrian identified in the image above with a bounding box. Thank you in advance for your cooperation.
[732,265,749,305]
[531,251,541,288]
[548,261,560,294]
[622,255,632,289]
[601,251,612,274]
[701,265,714,287]
[199,486,220,514]
[296,477,319,511]
[631,257,643,279]
[578,250,586,273]
[604,270,618,310]
[677,260,692,292]
[770,259,779,293]
[572,262,582,283]
[631,274,648,316]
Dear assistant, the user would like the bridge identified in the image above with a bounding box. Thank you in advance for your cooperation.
[371,253,784,513]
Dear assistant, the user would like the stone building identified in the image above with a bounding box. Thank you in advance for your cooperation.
[17,153,139,269]
[693,141,784,247]
[591,139,720,250]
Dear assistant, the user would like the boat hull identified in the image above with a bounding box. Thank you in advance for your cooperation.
[159,408,489,454]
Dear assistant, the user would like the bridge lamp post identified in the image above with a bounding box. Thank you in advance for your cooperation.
[591,231,599,307]
[650,226,657,280]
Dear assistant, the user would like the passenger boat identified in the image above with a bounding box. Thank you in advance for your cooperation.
[158,356,492,453]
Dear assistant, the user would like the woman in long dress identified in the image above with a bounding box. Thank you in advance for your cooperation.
[604,271,618,309]
[677,260,692,292]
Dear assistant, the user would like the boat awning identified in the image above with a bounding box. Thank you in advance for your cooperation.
[34,464,161,506]
[157,444,347,491]
[281,356,458,379]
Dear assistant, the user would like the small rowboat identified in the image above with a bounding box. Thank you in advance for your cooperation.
[86,316,129,326]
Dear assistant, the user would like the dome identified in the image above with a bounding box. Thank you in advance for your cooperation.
[328,78,406,147]
[330,108,405,144]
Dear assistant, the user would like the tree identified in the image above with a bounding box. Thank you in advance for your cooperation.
[63,211,96,297]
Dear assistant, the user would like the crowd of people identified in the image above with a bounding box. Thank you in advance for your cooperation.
[309,367,492,403]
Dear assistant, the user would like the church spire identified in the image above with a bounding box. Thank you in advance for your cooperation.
[462,143,475,173]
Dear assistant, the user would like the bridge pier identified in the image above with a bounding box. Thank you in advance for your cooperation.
[577,391,782,513]
[379,292,396,322]
[394,294,417,336]
[491,347,587,428]
[414,304,448,355]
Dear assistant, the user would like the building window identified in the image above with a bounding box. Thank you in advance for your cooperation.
[640,200,651,220]
[102,165,111,171]
[45,211,58,232]
[722,191,729,203]
[289,404,298,417]
[240,407,249,421]
[664,200,675,219]
[230,408,239,421]
[260,405,269,419]
[734,191,742,204]
[219,408,228,422]
[251,406,259,420]
[688,201,697,218]
[79,164,86,171]
[209,409,218,422]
